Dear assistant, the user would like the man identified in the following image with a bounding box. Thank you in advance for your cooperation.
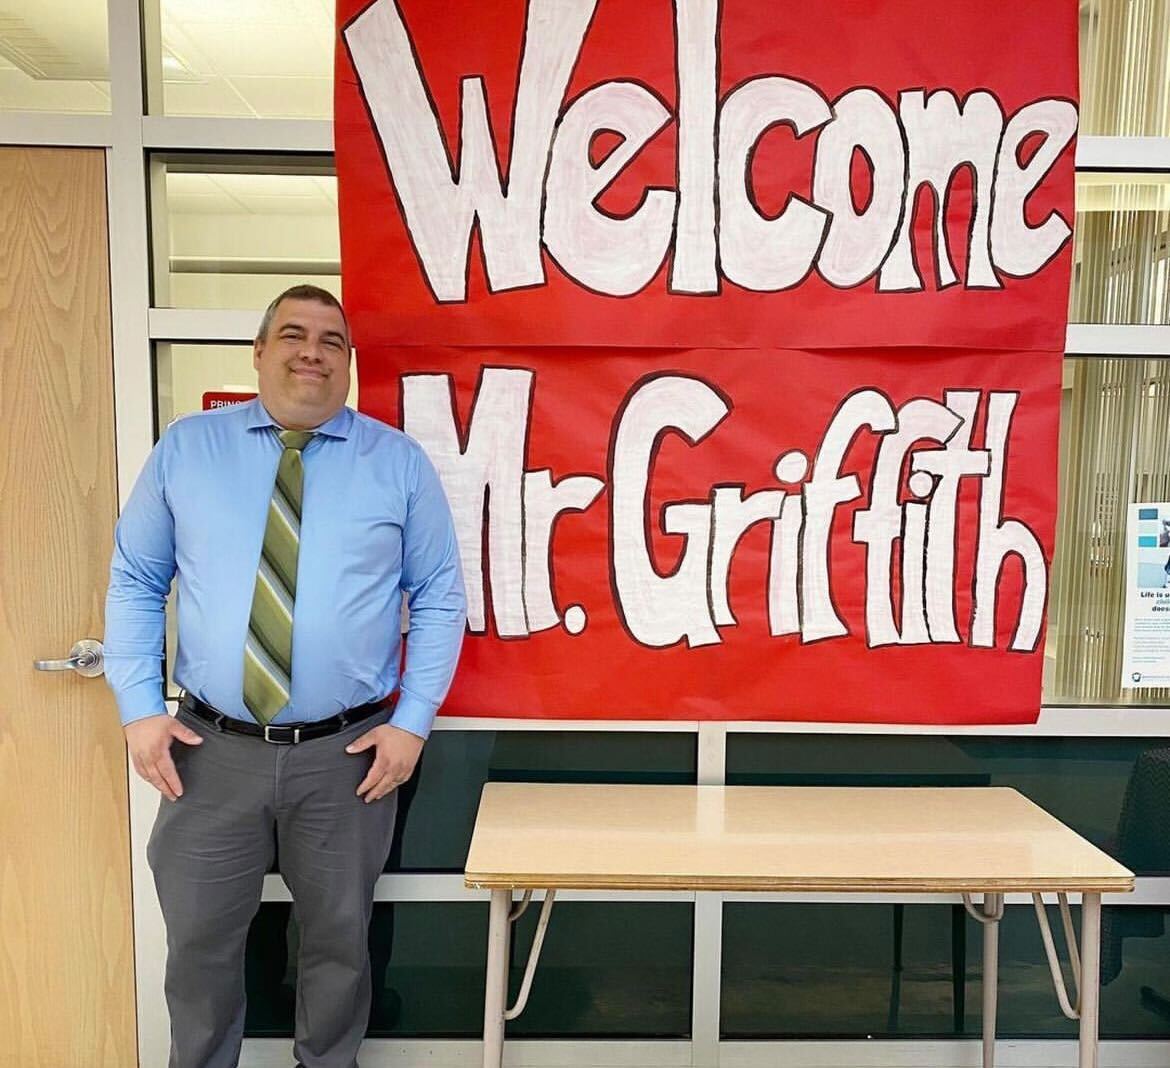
[105,284,466,1068]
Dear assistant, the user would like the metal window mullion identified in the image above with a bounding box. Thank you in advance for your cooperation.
[147,315,1170,355]
[132,129,1170,168]
[1066,323,1170,354]
[166,695,1170,733]
[692,723,727,1068]
[716,706,1170,734]
[142,115,333,153]
[0,113,114,148]
[108,4,168,1067]
[141,0,164,116]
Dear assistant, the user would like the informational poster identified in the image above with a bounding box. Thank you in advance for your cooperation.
[1122,504,1170,689]
[334,0,1078,724]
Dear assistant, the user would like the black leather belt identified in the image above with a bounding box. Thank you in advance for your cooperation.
[178,692,387,745]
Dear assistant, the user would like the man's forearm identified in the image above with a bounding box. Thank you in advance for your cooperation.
[104,441,177,726]
[104,573,170,725]
[392,608,465,739]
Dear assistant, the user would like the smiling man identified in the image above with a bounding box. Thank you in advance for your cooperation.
[104,285,466,1068]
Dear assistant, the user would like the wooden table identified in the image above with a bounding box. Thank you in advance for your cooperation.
[465,784,1134,1068]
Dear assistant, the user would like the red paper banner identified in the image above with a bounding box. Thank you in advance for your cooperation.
[334,0,1076,724]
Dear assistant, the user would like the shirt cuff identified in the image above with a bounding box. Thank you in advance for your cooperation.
[390,689,438,741]
[113,678,169,726]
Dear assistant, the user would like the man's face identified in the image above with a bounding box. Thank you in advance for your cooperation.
[253,297,350,429]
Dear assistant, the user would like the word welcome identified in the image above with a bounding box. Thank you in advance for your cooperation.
[346,0,1077,303]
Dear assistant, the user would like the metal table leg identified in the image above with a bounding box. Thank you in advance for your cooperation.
[483,889,512,1068]
[1078,893,1101,1068]
[1032,891,1103,1068]
[482,888,557,1068]
[963,893,1004,1068]
[982,894,1002,1068]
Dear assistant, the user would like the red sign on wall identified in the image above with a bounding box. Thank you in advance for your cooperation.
[334,0,1077,724]
[202,391,257,411]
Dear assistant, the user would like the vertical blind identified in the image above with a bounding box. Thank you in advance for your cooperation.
[1073,175,1170,325]
[1080,0,1170,137]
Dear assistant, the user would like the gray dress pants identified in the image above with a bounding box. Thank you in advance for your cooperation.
[147,705,399,1068]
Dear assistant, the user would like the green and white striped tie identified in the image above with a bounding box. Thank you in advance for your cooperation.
[243,429,314,725]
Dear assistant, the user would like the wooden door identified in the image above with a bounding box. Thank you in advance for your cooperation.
[0,147,136,1066]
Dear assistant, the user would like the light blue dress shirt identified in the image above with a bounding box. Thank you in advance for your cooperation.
[104,398,466,738]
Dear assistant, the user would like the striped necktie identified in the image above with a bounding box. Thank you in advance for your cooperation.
[243,429,314,724]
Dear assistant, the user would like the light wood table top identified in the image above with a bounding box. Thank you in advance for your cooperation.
[464,784,1134,894]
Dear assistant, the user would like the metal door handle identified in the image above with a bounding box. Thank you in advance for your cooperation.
[34,638,105,678]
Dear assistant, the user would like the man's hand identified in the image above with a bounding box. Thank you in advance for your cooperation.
[347,724,425,803]
[124,714,204,802]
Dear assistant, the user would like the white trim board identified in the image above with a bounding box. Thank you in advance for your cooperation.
[237,1038,1170,1068]
[1066,324,1170,356]
[720,1040,1170,1068]
[161,695,1170,736]
[0,113,113,147]
[240,1039,692,1067]
[142,116,333,153]
[1076,136,1170,171]
[106,121,1170,170]
[149,311,1170,357]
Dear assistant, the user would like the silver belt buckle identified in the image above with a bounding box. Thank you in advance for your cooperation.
[263,724,302,745]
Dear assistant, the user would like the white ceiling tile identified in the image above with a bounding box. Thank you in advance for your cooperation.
[230,194,336,215]
[314,177,338,203]
[167,191,240,215]
[227,75,332,119]
[166,23,330,78]
[205,175,252,210]
[1075,173,1170,213]
[167,172,221,195]
[162,0,330,27]
[214,173,328,198]
[0,67,109,111]
[167,174,338,217]
[163,76,254,116]
[0,0,108,80]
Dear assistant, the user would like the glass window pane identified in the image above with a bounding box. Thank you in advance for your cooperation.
[725,734,1170,873]
[1046,356,1170,705]
[158,0,331,117]
[153,342,358,697]
[154,341,358,434]
[1072,175,1170,325]
[390,731,697,873]
[722,902,1170,1039]
[0,0,110,112]
[152,0,1170,130]
[150,0,1170,128]
[157,161,339,309]
[245,901,693,1038]
[1080,0,1170,137]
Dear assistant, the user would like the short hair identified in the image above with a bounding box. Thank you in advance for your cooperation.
[256,284,349,345]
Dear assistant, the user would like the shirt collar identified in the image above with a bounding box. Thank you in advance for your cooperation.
[245,397,353,440]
